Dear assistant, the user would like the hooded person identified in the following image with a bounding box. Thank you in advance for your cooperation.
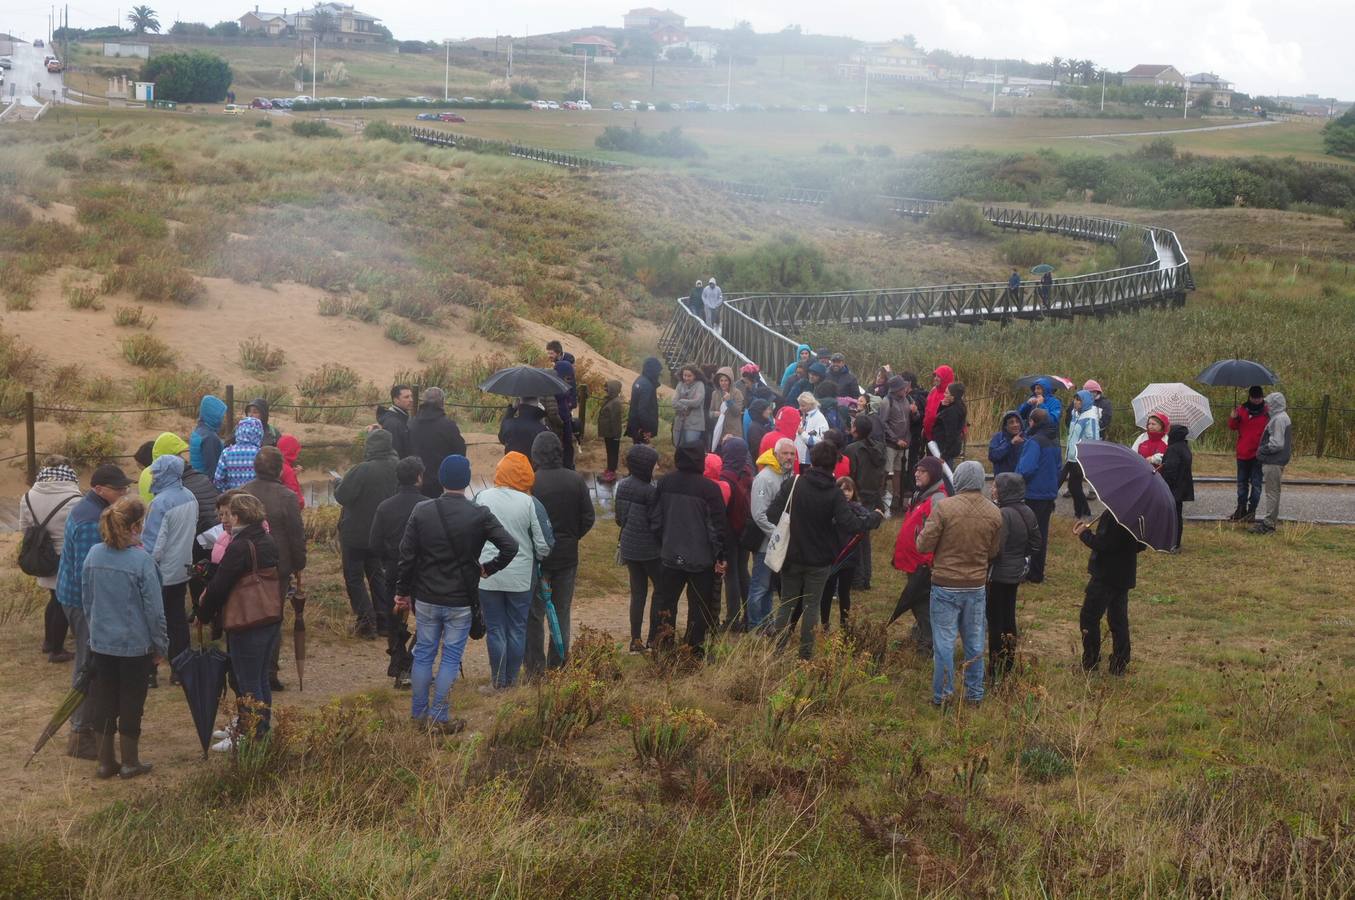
[781,343,813,396]
[474,452,554,689]
[552,360,579,471]
[190,395,227,482]
[701,277,724,330]
[761,405,802,459]
[1074,508,1145,676]
[626,357,663,444]
[879,374,916,513]
[1017,378,1063,435]
[688,279,705,316]
[708,366,743,446]
[1251,392,1291,535]
[411,387,468,499]
[1227,385,1269,521]
[844,414,887,510]
[814,380,848,433]
[615,444,661,652]
[1131,412,1170,465]
[334,428,400,638]
[596,378,625,483]
[988,411,1025,475]
[213,417,265,493]
[276,434,305,509]
[500,397,549,458]
[369,455,428,683]
[1062,389,1101,519]
[527,431,595,674]
[141,455,199,678]
[244,398,281,447]
[138,432,189,504]
[892,455,949,653]
[917,460,1003,706]
[988,472,1041,681]
[648,443,727,655]
[923,365,955,442]
[703,453,732,505]
[745,398,774,457]
[1016,407,1061,583]
[747,438,797,630]
[1160,423,1194,550]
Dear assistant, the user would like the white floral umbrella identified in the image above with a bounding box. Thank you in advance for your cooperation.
[1131,383,1214,440]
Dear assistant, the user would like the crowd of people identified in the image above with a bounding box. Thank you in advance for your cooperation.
[20,336,1297,769]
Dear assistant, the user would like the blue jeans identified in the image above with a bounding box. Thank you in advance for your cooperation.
[411,602,473,723]
[930,585,987,704]
[1236,458,1263,512]
[479,588,532,688]
[747,551,773,629]
[230,622,281,734]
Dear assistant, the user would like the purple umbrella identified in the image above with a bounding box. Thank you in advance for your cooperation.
[1076,442,1178,551]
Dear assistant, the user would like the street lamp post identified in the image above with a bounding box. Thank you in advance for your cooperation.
[1100,70,1106,112]
[444,38,450,101]
[582,50,588,104]
[311,35,317,99]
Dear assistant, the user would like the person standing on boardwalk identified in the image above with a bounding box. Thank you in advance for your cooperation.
[701,277,724,331]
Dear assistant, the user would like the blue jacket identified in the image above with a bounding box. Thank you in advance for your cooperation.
[1065,390,1101,464]
[988,411,1024,475]
[1016,418,1062,501]
[780,343,813,395]
[142,456,199,586]
[55,490,112,608]
[1017,379,1063,433]
[82,543,167,658]
[190,395,227,479]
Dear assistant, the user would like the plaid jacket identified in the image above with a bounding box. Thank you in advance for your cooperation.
[55,491,110,608]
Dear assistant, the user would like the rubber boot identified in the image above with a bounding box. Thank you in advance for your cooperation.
[1226,503,1247,522]
[67,729,98,760]
[118,735,152,779]
[95,730,119,780]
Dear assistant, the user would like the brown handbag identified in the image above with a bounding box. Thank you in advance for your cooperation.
[223,540,283,633]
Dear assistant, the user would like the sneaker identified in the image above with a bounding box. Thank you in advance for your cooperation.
[629,639,645,654]
[47,650,74,663]
[211,735,235,752]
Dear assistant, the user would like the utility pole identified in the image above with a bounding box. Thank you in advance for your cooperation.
[506,37,512,80]
[862,67,868,113]
[1100,69,1106,112]
[725,53,732,108]
[443,39,449,101]
[1183,80,1188,119]
[311,35,317,98]
[582,50,588,104]
[991,59,998,113]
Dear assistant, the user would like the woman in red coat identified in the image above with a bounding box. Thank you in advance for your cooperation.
[891,456,949,654]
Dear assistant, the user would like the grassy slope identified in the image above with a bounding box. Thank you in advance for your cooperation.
[2,520,1351,896]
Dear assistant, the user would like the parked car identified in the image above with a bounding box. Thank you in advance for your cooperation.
[545,100,561,110]
[250,97,273,109]
[562,101,580,110]
[576,100,592,110]
[407,96,433,103]
[611,101,625,111]
[293,95,315,104]
[222,104,244,116]
[271,98,293,109]
[529,100,549,110]
[0,57,12,70]
[415,112,439,120]
[437,112,466,123]
[34,39,44,48]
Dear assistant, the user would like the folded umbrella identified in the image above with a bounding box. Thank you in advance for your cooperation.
[386,610,413,687]
[24,655,97,767]
[480,366,570,399]
[1196,359,1279,388]
[538,567,566,661]
[1131,382,1213,440]
[289,583,306,692]
[172,624,231,759]
[1075,441,1178,551]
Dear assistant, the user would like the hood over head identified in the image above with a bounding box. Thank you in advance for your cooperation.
[952,460,986,494]
[1074,390,1096,414]
[149,454,185,493]
[887,374,907,393]
[915,456,945,487]
[795,343,812,359]
[625,444,659,482]
[604,379,621,399]
[674,443,705,474]
[1032,377,1054,396]
[234,417,264,448]
[933,365,955,390]
[1083,379,1103,394]
[1265,392,1286,415]
[994,471,1026,505]
[714,366,735,388]
[198,395,227,429]
[704,453,723,482]
[1000,410,1022,429]
[1167,424,1190,444]
[718,436,751,475]
[755,447,783,474]
[748,398,770,422]
[364,427,397,461]
[530,431,564,470]
[277,434,300,464]
[1147,411,1171,433]
[641,357,663,382]
[774,406,802,439]
[152,432,188,461]
[494,451,536,492]
[245,397,271,426]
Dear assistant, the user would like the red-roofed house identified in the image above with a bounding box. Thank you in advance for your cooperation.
[1122,64,1185,88]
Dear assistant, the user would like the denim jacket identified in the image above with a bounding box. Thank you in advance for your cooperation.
[82,543,168,658]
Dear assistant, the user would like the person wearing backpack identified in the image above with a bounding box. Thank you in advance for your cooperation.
[19,457,84,663]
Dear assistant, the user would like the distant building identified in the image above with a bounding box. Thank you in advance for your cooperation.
[650,23,687,45]
[623,7,685,30]
[1187,72,1233,108]
[239,2,382,43]
[838,41,930,81]
[239,7,290,36]
[663,39,716,63]
[1122,64,1185,89]
[103,41,150,58]
[571,35,618,57]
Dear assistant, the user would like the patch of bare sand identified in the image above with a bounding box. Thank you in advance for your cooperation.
[18,199,77,227]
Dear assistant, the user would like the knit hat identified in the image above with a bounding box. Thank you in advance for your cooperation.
[1248,385,1264,399]
[952,460,985,493]
[808,362,828,377]
[739,363,760,376]
[438,454,472,491]
[1083,379,1103,393]
[915,456,944,485]
[494,451,535,492]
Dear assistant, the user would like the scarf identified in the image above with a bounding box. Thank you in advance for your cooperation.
[37,465,78,483]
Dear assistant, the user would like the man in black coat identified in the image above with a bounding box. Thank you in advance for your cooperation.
[626,357,663,444]
[368,456,427,643]
[768,441,882,659]
[648,443,726,656]
[377,384,415,459]
[1073,514,1144,676]
[335,428,398,638]
[827,353,861,401]
[526,432,595,675]
[499,398,549,457]
[410,387,468,499]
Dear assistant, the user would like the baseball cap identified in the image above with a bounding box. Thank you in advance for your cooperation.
[90,464,133,488]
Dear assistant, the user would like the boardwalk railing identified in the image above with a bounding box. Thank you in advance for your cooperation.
[402,126,629,170]
[662,183,1195,378]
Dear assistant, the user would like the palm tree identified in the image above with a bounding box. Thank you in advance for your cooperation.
[126,5,161,34]
[1050,56,1064,82]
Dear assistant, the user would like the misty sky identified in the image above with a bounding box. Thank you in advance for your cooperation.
[6,0,1347,97]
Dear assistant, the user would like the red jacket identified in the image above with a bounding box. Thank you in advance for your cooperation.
[892,483,949,574]
[1229,402,1269,461]
[923,365,954,441]
[277,434,305,510]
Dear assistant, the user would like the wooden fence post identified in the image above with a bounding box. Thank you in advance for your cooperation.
[225,384,235,434]
[25,391,37,486]
[576,383,590,439]
[1315,393,1330,458]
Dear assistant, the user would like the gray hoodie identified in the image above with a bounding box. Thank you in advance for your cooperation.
[991,473,1041,584]
[1256,392,1292,466]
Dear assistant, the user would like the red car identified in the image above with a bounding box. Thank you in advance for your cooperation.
[250,97,273,109]
[437,112,465,123]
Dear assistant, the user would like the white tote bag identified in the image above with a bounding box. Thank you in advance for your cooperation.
[764,476,799,574]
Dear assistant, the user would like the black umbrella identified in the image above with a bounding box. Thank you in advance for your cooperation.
[386,611,413,688]
[1196,359,1279,388]
[479,366,569,398]
[172,626,231,759]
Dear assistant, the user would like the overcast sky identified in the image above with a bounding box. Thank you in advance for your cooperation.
[6,0,1347,97]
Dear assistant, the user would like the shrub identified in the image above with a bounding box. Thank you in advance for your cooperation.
[132,368,218,408]
[492,668,607,749]
[138,51,233,103]
[64,283,103,310]
[595,125,705,158]
[238,336,286,373]
[297,362,359,398]
[1019,744,1073,783]
[5,294,33,311]
[121,333,176,368]
[317,294,345,316]
[292,120,342,139]
[926,200,992,237]
[1344,209,1355,232]
[470,301,518,344]
[1000,233,1069,269]
[362,120,407,143]
[120,257,204,304]
[45,149,81,171]
[53,426,120,465]
[254,118,272,129]
[711,233,852,294]
[630,703,717,770]
[383,320,418,345]
[1115,225,1151,268]
[510,80,540,100]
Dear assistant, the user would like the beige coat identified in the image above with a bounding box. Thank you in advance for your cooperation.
[19,480,85,590]
[916,490,1003,589]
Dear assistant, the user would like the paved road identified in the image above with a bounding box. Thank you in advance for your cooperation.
[2,38,66,108]
[1058,120,1278,140]
[1055,485,1354,527]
